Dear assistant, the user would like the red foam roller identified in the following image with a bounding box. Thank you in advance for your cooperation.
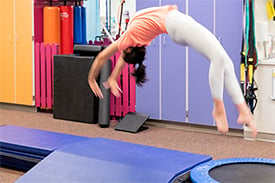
[60,6,74,54]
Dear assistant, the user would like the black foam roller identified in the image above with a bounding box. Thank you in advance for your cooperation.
[98,60,111,127]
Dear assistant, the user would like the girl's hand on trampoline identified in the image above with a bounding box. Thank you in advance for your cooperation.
[89,79,103,99]
[103,78,122,98]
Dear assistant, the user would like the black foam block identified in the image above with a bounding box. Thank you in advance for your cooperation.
[115,112,149,133]
[73,44,105,57]
[53,55,110,124]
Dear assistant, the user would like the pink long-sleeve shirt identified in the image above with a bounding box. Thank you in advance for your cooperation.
[117,5,178,52]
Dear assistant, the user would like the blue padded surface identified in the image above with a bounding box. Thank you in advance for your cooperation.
[190,157,275,183]
[0,125,89,156]
[16,138,212,183]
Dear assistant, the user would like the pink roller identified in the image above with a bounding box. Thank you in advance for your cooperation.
[115,52,122,117]
[129,64,136,112]
[35,43,41,107]
[46,45,52,108]
[51,44,59,105]
[109,51,136,117]
[34,43,59,109]
[122,63,129,116]
[110,55,115,116]
[40,43,46,108]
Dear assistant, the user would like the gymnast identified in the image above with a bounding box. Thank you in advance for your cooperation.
[88,5,257,137]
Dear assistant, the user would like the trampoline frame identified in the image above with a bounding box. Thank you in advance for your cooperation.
[190,157,275,183]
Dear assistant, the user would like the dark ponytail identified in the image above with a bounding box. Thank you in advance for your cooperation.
[123,46,147,86]
[132,63,147,86]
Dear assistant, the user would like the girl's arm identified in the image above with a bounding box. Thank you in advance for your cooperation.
[88,41,119,98]
[103,54,126,97]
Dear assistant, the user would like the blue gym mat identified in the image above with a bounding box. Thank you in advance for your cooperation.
[0,125,89,156]
[0,125,90,171]
[16,138,212,183]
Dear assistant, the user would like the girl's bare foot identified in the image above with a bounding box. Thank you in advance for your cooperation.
[236,102,258,137]
[213,99,229,134]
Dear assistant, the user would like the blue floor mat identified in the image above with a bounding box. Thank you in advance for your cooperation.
[0,125,90,156]
[16,137,212,183]
[0,125,90,171]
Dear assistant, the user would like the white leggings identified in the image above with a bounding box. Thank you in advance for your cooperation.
[166,10,244,105]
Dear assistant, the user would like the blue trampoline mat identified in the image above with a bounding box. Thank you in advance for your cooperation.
[190,157,275,183]
[16,138,212,183]
[0,125,90,156]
